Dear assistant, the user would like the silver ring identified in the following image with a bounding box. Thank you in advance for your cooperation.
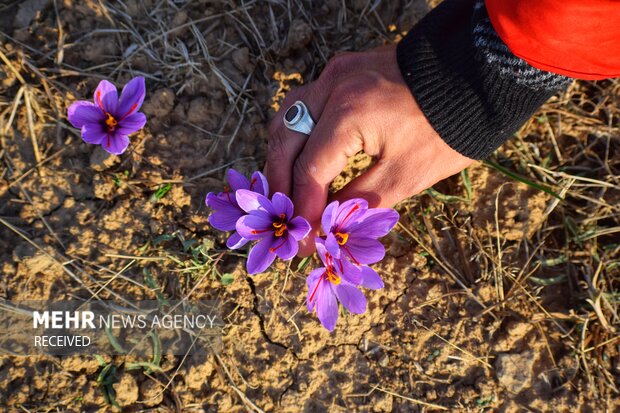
[283,101,315,135]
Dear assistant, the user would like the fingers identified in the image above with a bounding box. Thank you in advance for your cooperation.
[291,95,366,256]
[264,52,364,196]
[264,83,330,196]
[332,135,475,209]
[329,160,405,209]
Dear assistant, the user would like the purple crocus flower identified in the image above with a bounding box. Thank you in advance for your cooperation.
[306,240,367,331]
[67,77,146,155]
[205,169,269,249]
[235,190,311,274]
[321,198,399,288]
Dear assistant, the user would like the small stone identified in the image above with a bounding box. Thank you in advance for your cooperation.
[378,354,389,367]
[495,350,536,393]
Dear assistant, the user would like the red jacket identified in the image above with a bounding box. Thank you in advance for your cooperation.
[486,0,620,79]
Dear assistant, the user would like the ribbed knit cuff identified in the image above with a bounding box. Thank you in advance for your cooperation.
[396,0,570,159]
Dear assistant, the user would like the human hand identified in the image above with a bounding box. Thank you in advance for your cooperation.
[265,45,474,256]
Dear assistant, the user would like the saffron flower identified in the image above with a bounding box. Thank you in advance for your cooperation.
[205,169,269,249]
[235,190,311,274]
[306,240,367,331]
[321,199,399,288]
[67,77,146,155]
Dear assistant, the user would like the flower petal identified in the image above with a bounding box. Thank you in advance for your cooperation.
[81,123,107,144]
[287,216,311,241]
[334,282,366,314]
[116,112,146,136]
[235,189,277,216]
[339,257,362,285]
[209,202,244,231]
[334,198,368,231]
[227,169,250,191]
[273,235,298,260]
[343,237,385,265]
[94,80,118,114]
[272,192,294,218]
[227,232,249,249]
[348,209,399,238]
[360,266,384,290]
[236,214,273,240]
[324,232,341,259]
[104,133,130,155]
[314,238,329,267]
[306,268,325,312]
[246,236,277,274]
[251,171,269,196]
[321,200,339,234]
[67,101,103,129]
[315,281,338,331]
[117,76,145,119]
[205,192,230,210]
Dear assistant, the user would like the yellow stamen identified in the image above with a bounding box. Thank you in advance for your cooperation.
[272,213,288,237]
[274,224,287,237]
[326,268,341,285]
[335,232,349,245]
[105,113,118,129]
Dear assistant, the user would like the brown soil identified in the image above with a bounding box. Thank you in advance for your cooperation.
[1,0,619,412]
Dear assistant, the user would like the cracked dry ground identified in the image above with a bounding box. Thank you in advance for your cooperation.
[1,0,617,411]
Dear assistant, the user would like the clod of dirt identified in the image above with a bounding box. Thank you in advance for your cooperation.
[495,350,537,393]
[386,232,410,257]
[83,38,119,64]
[172,11,188,27]
[92,174,118,200]
[143,88,175,118]
[60,356,100,374]
[284,20,313,52]
[185,360,214,390]
[187,97,212,125]
[14,0,48,28]
[469,164,548,241]
[232,47,252,72]
[112,373,139,406]
[140,380,164,407]
[90,146,120,171]
[492,321,534,352]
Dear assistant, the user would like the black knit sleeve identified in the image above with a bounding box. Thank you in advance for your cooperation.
[396,0,572,160]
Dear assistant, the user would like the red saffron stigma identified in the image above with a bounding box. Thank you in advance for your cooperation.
[106,132,111,148]
[223,186,234,205]
[337,203,360,231]
[342,245,360,265]
[249,178,257,190]
[96,90,104,111]
[119,102,138,121]
[325,252,333,268]
[269,238,288,253]
[308,273,324,304]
